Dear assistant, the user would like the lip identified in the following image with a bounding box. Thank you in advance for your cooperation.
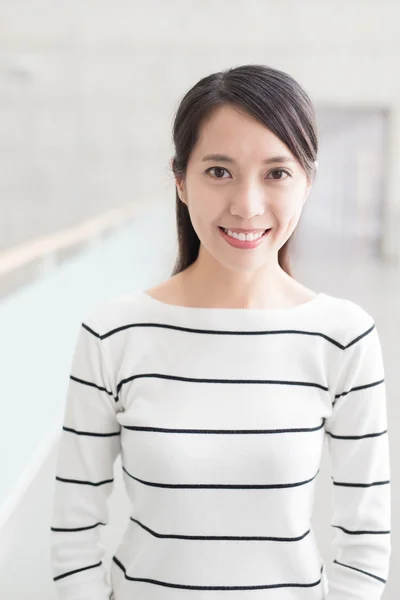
[218,226,271,249]
[220,227,269,233]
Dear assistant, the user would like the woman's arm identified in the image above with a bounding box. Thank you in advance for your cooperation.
[50,314,121,599]
[324,316,391,599]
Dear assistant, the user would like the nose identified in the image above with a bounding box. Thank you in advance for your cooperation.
[229,181,265,219]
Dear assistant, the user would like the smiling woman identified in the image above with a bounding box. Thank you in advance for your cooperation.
[49,64,391,600]
[166,65,320,310]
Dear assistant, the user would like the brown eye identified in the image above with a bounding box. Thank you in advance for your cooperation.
[205,166,230,179]
[205,167,291,180]
[268,169,291,180]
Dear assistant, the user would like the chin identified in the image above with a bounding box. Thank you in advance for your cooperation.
[216,256,271,274]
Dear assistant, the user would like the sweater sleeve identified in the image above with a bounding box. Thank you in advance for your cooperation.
[50,315,121,600]
[324,317,391,599]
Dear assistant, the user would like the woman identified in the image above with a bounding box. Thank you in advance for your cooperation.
[50,64,391,599]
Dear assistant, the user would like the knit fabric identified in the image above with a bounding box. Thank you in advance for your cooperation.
[50,289,391,599]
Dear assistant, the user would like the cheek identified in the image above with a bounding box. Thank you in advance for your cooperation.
[277,195,302,218]
[185,200,218,241]
[273,204,292,227]
[192,197,220,228]
[284,209,303,237]
[274,202,303,237]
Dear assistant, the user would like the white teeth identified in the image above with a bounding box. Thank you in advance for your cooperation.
[223,228,265,241]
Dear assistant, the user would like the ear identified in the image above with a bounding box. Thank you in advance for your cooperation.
[170,157,186,205]
[175,175,186,205]
[303,181,312,204]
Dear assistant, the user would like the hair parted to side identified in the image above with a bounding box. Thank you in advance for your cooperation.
[169,64,318,278]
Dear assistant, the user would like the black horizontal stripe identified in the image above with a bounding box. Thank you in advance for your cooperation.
[346,323,375,348]
[63,425,121,436]
[123,420,325,435]
[51,521,107,532]
[87,320,346,348]
[112,555,324,591]
[82,321,376,409]
[70,374,114,396]
[333,559,386,584]
[121,464,320,490]
[53,560,102,581]
[82,322,103,337]
[55,475,114,486]
[325,428,387,439]
[333,378,385,407]
[129,515,311,542]
[333,479,390,488]
[116,372,329,396]
[332,524,390,535]
[84,319,375,350]
[69,373,120,403]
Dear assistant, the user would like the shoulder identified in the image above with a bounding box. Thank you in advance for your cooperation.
[322,292,376,345]
[80,290,146,336]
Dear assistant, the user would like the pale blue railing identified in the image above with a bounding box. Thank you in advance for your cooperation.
[0,198,176,517]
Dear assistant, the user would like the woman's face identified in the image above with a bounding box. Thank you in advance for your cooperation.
[175,104,312,274]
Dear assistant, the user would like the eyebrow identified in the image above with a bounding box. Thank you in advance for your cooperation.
[200,153,296,165]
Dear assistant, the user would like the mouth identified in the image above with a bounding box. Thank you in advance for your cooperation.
[217,226,272,249]
[218,227,271,237]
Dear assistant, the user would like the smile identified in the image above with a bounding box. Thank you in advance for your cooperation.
[218,226,271,249]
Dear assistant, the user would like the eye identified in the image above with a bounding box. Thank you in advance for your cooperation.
[267,169,291,180]
[205,166,230,179]
[204,166,292,180]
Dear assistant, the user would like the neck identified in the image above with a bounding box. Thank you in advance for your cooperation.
[179,248,292,309]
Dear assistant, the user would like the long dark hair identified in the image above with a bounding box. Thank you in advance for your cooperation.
[170,64,318,277]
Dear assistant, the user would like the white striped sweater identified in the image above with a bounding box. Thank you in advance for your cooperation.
[50,289,391,600]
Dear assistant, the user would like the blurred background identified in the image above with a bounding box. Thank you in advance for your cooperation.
[0,1,398,598]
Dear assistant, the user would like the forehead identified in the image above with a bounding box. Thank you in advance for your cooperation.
[192,104,292,159]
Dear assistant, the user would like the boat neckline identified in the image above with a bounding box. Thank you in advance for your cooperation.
[138,290,327,314]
